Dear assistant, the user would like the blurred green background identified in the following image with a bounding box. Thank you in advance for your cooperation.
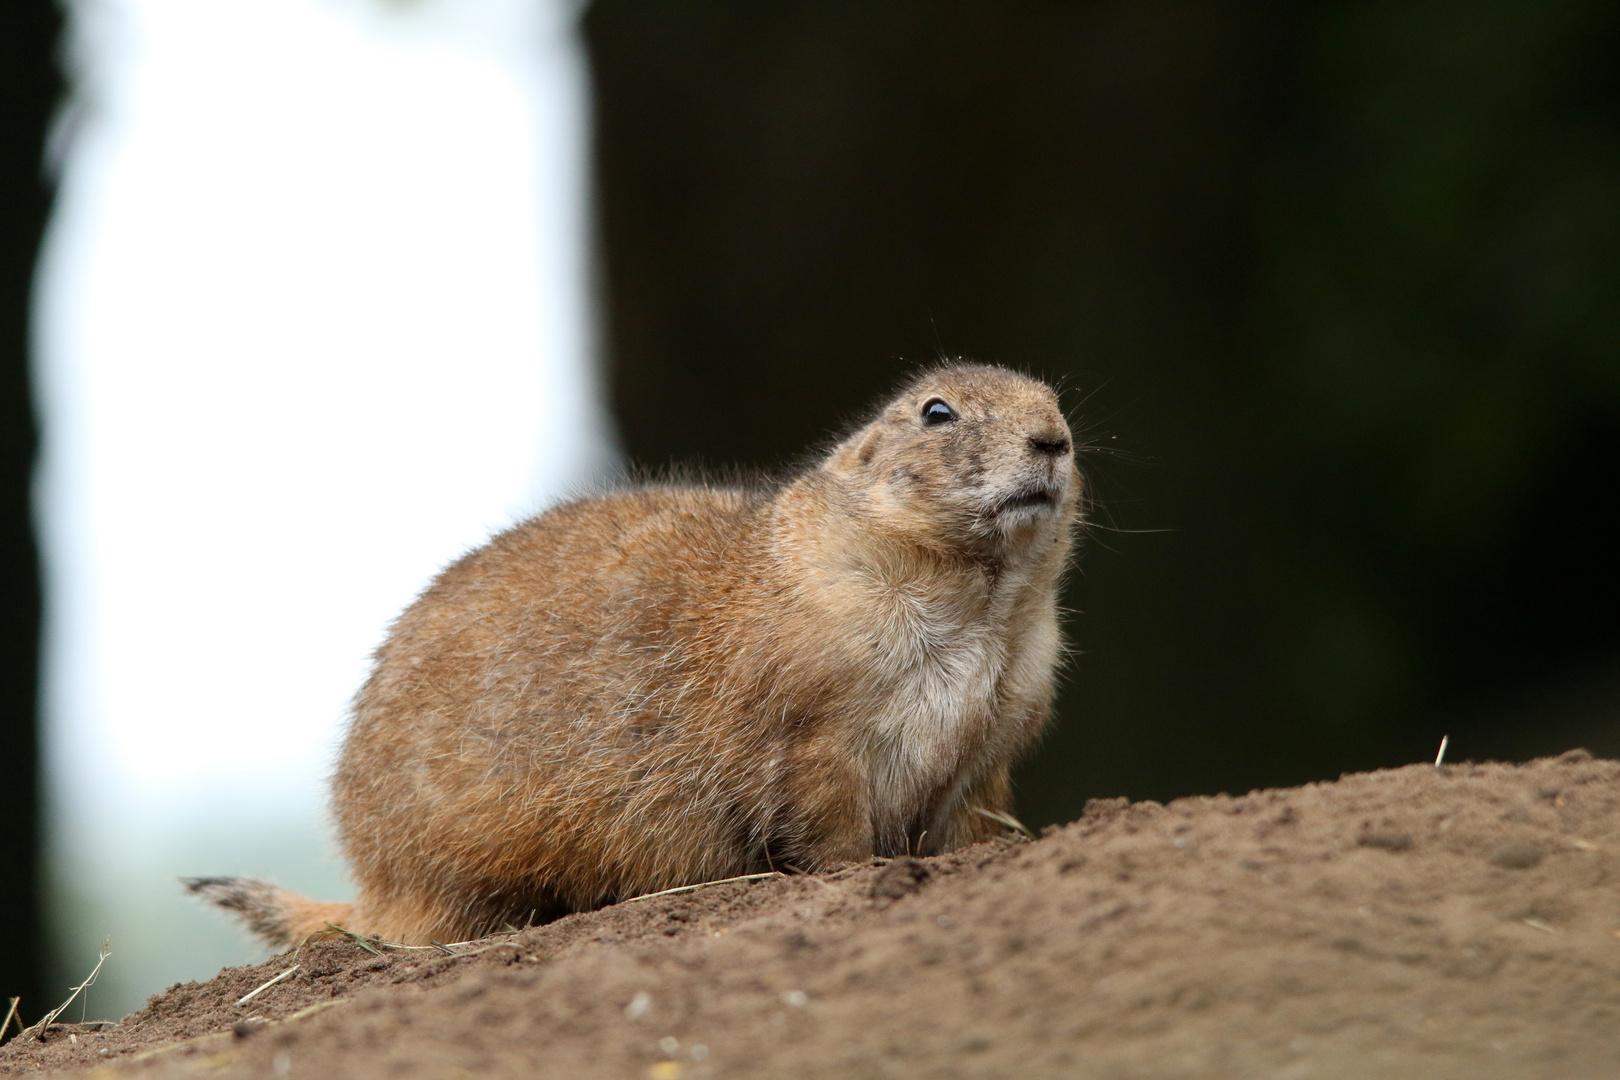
[3,0,1619,1012]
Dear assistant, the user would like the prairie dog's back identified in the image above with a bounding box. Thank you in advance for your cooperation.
[334,485,776,935]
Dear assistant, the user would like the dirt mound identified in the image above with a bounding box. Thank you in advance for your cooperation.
[6,752,1620,1079]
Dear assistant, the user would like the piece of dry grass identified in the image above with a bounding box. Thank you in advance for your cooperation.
[237,965,300,1007]
[1,996,21,1044]
[21,940,108,1040]
[622,872,782,904]
[442,941,527,959]
[973,807,1036,840]
[311,924,524,958]
[323,923,384,956]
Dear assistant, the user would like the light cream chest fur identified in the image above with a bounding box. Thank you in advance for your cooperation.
[824,549,1052,844]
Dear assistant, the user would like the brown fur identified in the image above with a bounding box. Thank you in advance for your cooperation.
[194,364,1081,947]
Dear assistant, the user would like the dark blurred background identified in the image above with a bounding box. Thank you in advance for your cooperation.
[5,0,1619,1008]
[1,0,62,1018]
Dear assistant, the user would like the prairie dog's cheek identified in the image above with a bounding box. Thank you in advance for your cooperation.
[886,465,928,496]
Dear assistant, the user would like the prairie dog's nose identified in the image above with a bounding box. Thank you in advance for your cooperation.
[1027,431,1071,457]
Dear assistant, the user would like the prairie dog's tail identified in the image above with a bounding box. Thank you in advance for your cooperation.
[183,876,356,950]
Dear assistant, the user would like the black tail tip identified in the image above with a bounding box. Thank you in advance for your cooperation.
[181,875,279,917]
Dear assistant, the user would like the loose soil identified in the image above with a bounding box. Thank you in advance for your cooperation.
[6,752,1620,1079]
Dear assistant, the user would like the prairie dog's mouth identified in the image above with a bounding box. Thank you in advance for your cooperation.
[992,483,1063,516]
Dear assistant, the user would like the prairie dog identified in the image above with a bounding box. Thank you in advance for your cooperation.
[189,364,1080,946]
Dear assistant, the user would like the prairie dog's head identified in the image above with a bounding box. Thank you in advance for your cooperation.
[824,364,1079,559]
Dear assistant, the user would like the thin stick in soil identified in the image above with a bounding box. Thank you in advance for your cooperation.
[622,871,782,904]
[237,965,301,1006]
[1,996,20,1044]
[23,940,109,1040]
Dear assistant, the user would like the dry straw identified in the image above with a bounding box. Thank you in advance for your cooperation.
[21,940,109,1040]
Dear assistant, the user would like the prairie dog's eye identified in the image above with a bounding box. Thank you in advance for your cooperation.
[921,398,957,426]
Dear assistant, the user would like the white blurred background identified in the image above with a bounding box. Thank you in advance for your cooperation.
[33,0,613,1017]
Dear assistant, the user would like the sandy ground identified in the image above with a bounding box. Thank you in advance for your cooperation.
[5,750,1620,1079]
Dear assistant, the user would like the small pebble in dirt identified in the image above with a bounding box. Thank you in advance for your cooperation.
[626,992,652,1020]
[782,990,809,1007]
[659,1036,679,1054]
[1490,841,1544,869]
[233,1018,269,1039]
[870,857,929,900]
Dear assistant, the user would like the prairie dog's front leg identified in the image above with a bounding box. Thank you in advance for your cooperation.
[933,764,1017,850]
[783,731,874,869]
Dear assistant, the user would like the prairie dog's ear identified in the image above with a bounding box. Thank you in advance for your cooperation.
[828,427,883,474]
[854,428,883,466]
